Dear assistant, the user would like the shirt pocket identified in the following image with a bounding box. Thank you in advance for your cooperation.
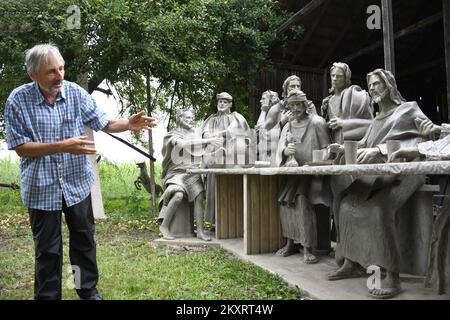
[63,112,83,138]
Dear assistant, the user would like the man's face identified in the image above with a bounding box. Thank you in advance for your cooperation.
[368,74,388,103]
[288,79,301,94]
[28,55,65,98]
[260,94,270,111]
[180,112,194,130]
[331,68,345,91]
[217,99,231,113]
[288,101,306,116]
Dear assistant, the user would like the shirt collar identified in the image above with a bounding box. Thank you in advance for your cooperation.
[33,81,66,105]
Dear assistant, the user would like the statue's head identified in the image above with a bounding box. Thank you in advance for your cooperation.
[367,69,405,106]
[282,75,302,99]
[175,109,195,130]
[260,90,279,112]
[330,62,351,92]
[216,92,232,114]
[287,89,307,116]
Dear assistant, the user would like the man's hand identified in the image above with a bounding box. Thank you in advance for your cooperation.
[208,137,224,148]
[415,118,441,138]
[329,143,344,154]
[128,111,156,132]
[283,143,295,156]
[280,110,294,126]
[328,117,343,130]
[388,147,420,162]
[62,136,97,155]
[357,147,380,164]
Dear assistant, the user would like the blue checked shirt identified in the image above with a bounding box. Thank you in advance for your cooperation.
[4,80,109,211]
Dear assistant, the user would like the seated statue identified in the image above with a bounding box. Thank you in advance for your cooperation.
[321,62,373,144]
[275,89,331,263]
[201,92,250,225]
[158,109,222,240]
[255,90,281,165]
[328,69,432,299]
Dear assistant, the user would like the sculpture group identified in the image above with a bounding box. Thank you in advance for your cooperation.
[157,64,450,299]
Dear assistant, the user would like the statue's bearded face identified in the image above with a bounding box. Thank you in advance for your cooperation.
[260,94,270,111]
[368,75,389,104]
[180,112,194,130]
[331,67,345,91]
[288,101,306,116]
[217,99,232,113]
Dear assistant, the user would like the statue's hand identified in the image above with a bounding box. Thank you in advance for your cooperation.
[280,110,294,126]
[321,97,330,110]
[328,117,343,130]
[415,118,441,138]
[357,147,380,164]
[388,147,420,162]
[209,137,224,148]
[329,143,343,154]
[283,143,296,156]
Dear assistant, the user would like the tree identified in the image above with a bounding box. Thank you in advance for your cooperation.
[0,0,300,138]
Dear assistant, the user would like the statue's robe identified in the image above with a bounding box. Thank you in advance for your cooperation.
[257,103,281,166]
[201,111,250,224]
[322,85,373,144]
[158,130,204,222]
[275,115,330,248]
[332,101,433,274]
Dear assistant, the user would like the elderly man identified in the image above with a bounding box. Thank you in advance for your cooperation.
[201,92,250,225]
[328,69,431,299]
[321,62,373,144]
[4,43,155,300]
[159,109,222,240]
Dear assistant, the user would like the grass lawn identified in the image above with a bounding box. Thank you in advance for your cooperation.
[0,158,301,300]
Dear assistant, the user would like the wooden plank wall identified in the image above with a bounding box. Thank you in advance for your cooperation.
[244,175,283,254]
[215,174,244,239]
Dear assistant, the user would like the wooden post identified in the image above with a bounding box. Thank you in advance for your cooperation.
[443,0,450,122]
[381,0,395,75]
[145,69,157,219]
[78,74,106,219]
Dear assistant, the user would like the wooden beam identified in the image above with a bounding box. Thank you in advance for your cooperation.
[444,0,450,122]
[292,2,329,64]
[382,0,395,74]
[342,12,443,64]
[276,0,326,34]
[319,1,368,68]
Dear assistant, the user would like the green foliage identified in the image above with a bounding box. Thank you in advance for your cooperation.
[0,0,299,139]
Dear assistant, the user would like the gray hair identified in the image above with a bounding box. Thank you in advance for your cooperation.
[366,68,406,105]
[25,43,65,75]
[175,109,193,128]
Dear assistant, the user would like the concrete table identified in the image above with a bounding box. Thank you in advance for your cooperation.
[189,161,450,255]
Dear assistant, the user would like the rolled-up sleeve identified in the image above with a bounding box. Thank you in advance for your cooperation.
[80,89,109,132]
[4,98,31,150]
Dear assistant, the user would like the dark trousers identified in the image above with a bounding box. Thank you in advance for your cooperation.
[28,194,99,300]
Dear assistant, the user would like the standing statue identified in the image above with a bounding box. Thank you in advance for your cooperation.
[255,90,281,165]
[158,109,223,240]
[328,69,432,299]
[275,89,330,263]
[201,92,250,225]
[321,62,373,144]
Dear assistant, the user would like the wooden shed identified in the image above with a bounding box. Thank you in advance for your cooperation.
[250,0,449,125]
